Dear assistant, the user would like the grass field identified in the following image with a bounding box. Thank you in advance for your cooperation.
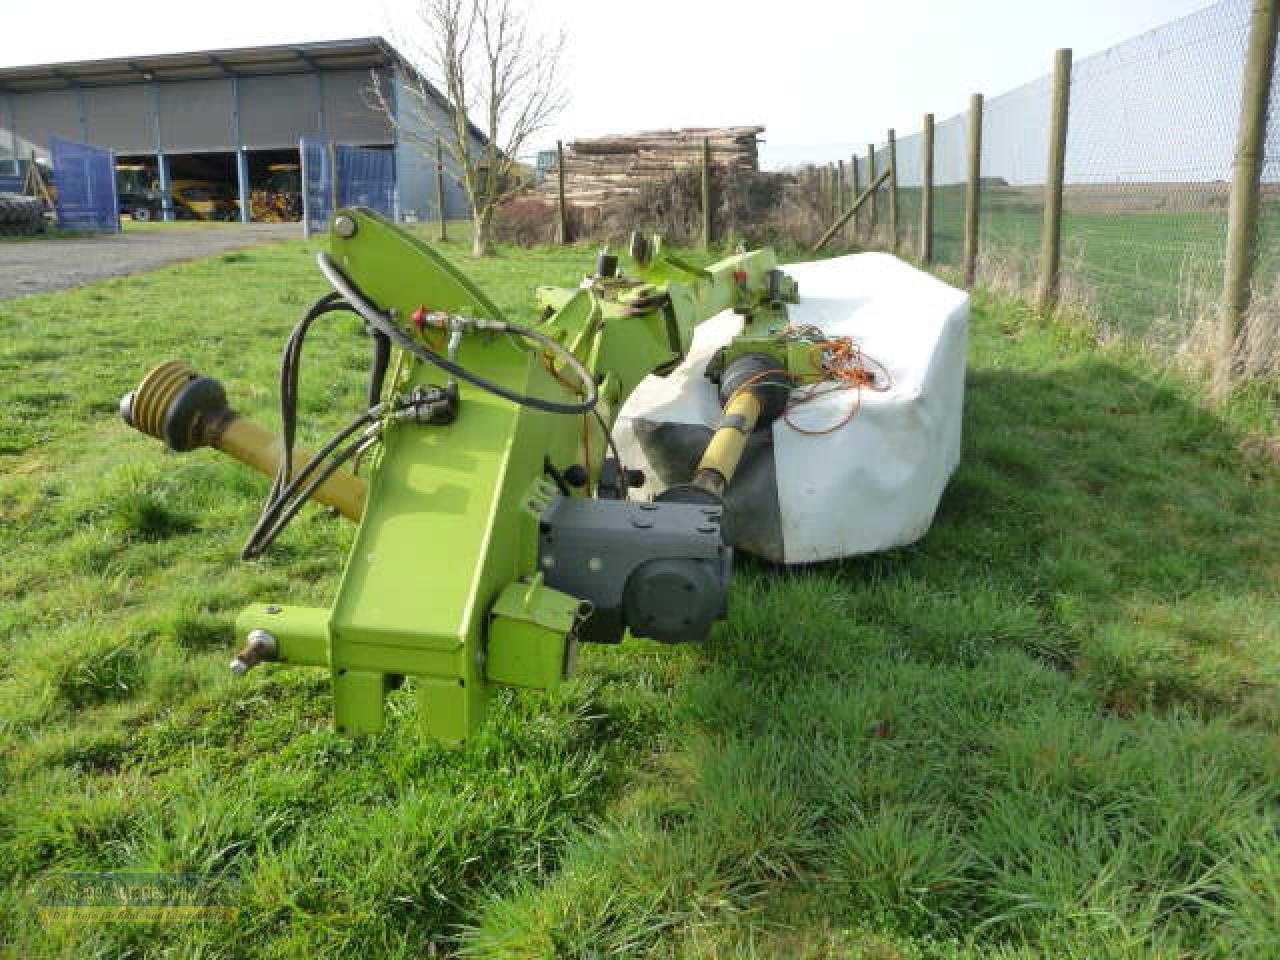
[1,233,1279,958]
[914,187,1240,350]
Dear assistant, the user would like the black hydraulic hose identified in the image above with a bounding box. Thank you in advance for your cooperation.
[367,331,391,408]
[273,292,359,508]
[241,410,377,559]
[246,425,379,559]
[315,251,598,415]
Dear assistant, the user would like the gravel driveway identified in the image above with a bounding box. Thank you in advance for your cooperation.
[0,224,299,300]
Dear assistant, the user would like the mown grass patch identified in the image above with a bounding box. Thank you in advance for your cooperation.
[1,239,1277,958]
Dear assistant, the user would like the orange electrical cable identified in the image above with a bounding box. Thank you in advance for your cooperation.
[727,328,892,436]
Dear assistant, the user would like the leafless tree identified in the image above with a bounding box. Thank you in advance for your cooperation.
[371,0,568,256]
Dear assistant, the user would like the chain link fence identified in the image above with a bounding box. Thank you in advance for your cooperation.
[978,76,1050,298]
[895,129,923,260]
[1061,0,1245,353]
[845,0,1273,381]
[931,112,968,271]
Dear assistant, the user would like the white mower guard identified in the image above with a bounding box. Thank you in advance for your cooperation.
[615,253,969,564]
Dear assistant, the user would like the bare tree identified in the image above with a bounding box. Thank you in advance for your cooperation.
[372,0,568,256]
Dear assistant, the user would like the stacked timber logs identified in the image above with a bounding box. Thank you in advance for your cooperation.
[541,126,764,209]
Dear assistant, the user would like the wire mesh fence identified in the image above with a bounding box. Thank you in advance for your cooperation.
[300,140,396,234]
[301,137,333,237]
[873,143,892,250]
[978,75,1050,297]
[1061,0,1246,353]
[896,129,924,260]
[336,145,396,219]
[931,112,968,271]
[49,137,119,233]
[833,0,1277,384]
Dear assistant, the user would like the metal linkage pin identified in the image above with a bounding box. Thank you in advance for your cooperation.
[229,628,278,676]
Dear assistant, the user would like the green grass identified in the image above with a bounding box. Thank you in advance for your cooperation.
[914,185,1254,351]
[1,236,1278,958]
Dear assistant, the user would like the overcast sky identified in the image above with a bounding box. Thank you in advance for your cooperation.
[0,0,1225,168]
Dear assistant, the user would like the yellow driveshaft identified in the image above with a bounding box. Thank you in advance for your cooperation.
[691,390,763,497]
[121,360,366,520]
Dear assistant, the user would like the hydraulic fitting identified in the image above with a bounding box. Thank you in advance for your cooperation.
[409,307,509,334]
[391,384,459,425]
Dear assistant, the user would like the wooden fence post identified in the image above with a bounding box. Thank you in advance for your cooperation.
[867,143,878,241]
[435,139,448,242]
[963,93,984,288]
[837,159,845,220]
[887,128,899,254]
[851,154,861,239]
[921,113,934,264]
[819,165,828,222]
[556,139,569,245]
[1036,49,1073,315]
[814,167,891,251]
[1216,0,1279,396]
[701,136,712,250]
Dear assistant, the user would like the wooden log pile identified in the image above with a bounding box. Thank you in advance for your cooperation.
[540,126,764,209]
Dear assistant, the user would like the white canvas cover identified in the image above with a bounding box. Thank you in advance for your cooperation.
[615,253,969,564]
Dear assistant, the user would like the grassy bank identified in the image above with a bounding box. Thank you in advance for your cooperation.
[913,186,1235,348]
[1,236,1277,958]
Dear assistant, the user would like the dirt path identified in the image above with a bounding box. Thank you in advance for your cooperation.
[0,224,299,300]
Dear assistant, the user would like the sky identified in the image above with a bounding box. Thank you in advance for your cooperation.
[0,0,1226,169]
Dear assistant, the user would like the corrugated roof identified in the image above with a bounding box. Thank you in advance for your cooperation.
[0,37,491,147]
[0,38,396,93]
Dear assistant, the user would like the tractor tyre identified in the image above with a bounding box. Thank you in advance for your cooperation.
[0,195,43,236]
[130,205,153,222]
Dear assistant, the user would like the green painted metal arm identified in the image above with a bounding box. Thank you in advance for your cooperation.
[233,210,797,744]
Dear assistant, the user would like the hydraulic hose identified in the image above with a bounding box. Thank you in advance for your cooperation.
[273,291,358,514]
[241,410,379,559]
[315,251,598,415]
[242,418,382,558]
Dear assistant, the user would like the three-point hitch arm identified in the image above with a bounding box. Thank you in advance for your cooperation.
[120,209,800,744]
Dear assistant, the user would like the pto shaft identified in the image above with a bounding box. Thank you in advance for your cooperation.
[657,352,789,507]
[691,390,763,496]
[120,361,367,520]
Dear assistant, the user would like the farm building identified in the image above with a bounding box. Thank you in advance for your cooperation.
[0,37,484,223]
